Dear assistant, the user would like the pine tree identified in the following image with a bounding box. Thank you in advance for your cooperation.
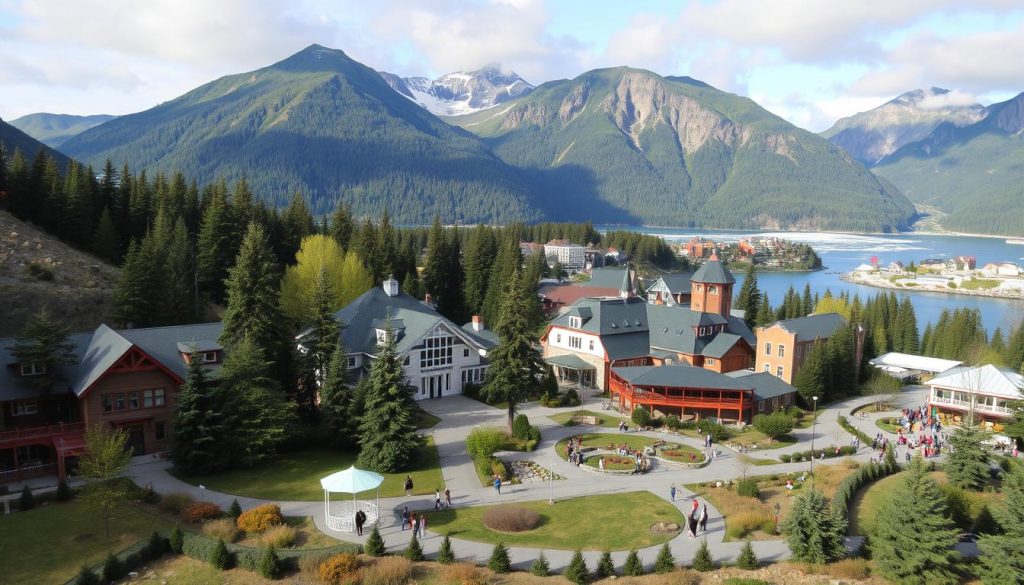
[161,217,195,325]
[793,341,827,405]
[437,535,455,564]
[319,344,354,449]
[802,283,814,314]
[653,542,675,573]
[977,461,1024,584]
[564,550,589,584]
[481,268,545,434]
[364,526,385,556]
[439,226,466,322]
[691,538,714,571]
[895,297,919,354]
[259,546,280,579]
[218,337,295,468]
[945,424,990,491]
[488,543,511,573]
[482,236,523,326]
[11,308,76,390]
[623,548,644,576]
[871,457,959,585]
[114,239,161,327]
[91,207,120,262]
[210,538,230,569]
[405,532,424,561]
[422,217,449,307]
[195,185,237,303]
[279,191,314,263]
[736,540,759,569]
[75,565,100,585]
[169,524,184,553]
[531,551,550,576]
[171,351,225,474]
[595,551,614,579]
[735,264,760,327]
[228,499,242,519]
[782,487,846,563]
[357,320,422,472]
[300,271,341,416]
[329,201,354,252]
[755,292,775,326]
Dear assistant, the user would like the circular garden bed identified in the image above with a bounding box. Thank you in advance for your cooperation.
[584,454,637,472]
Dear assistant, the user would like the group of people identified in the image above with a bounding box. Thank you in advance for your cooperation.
[687,498,709,537]
[434,488,452,510]
[400,506,428,538]
[565,436,587,466]
[617,420,631,432]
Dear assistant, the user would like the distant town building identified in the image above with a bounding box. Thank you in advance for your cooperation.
[680,237,715,259]
[544,240,587,273]
[953,255,977,270]
[645,273,694,306]
[868,352,962,382]
[754,313,858,384]
[519,242,544,258]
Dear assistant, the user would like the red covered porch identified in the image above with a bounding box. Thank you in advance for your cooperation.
[609,368,755,424]
[0,422,86,484]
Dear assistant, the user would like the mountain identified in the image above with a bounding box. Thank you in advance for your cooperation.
[8,113,116,148]
[822,88,985,166]
[379,64,534,116]
[0,117,71,168]
[449,68,916,232]
[61,44,544,224]
[872,92,1024,236]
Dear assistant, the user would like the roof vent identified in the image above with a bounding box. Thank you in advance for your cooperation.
[662,327,668,333]
[623,319,630,327]
[611,323,618,328]
[634,320,641,326]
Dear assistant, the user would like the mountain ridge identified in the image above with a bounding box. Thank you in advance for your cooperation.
[8,113,116,148]
[379,64,534,116]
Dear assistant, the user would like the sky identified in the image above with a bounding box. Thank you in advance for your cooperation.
[2,0,1023,131]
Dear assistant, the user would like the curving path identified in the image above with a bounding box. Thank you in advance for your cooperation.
[131,385,933,571]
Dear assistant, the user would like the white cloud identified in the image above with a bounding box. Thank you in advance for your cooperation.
[918,89,981,110]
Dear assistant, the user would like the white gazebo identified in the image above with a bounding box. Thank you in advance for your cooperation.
[320,465,385,533]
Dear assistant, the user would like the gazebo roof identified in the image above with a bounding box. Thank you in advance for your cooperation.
[320,465,385,493]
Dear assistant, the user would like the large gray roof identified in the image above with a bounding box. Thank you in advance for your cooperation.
[726,370,799,401]
[691,258,735,285]
[580,267,631,290]
[645,273,693,295]
[1,331,92,401]
[771,313,846,341]
[614,365,754,391]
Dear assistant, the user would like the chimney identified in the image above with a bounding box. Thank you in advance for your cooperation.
[382,276,400,297]
[471,315,483,332]
[424,293,434,308]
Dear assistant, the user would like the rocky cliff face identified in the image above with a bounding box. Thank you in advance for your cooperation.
[379,64,533,116]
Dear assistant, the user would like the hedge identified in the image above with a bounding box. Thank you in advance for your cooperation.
[838,416,873,445]
[832,458,899,524]
[65,533,169,585]
[182,532,360,572]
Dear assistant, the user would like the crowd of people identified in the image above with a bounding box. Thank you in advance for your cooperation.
[563,435,651,473]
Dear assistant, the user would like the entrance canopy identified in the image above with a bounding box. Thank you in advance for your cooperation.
[320,466,384,494]
[546,354,596,371]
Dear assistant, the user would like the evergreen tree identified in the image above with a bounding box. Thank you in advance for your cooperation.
[300,270,341,416]
[404,532,424,561]
[258,546,280,579]
[440,226,466,322]
[10,308,77,390]
[75,565,100,585]
[319,343,355,449]
[623,549,644,576]
[437,535,455,564]
[736,540,759,569]
[793,341,828,405]
[782,487,846,563]
[895,297,919,354]
[114,239,161,327]
[161,217,195,325]
[422,217,449,307]
[945,424,990,491]
[755,292,775,326]
[1006,325,1024,372]
[482,236,523,326]
[210,538,229,569]
[990,327,1006,357]
[564,550,589,585]
[871,457,960,585]
[481,268,545,434]
[219,222,294,387]
[691,538,714,571]
[171,351,224,474]
[531,551,551,576]
[228,499,242,519]
[169,524,184,554]
[802,283,814,314]
[329,201,354,252]
[364,526,385,556]
[218,337,295,468]
[357,320,422,472]
[279,191,314,263]
[195,185,237,303]
[653,542,675,573]
[977,461,1024,584]
[595,551,614,579]
[488,543,511,573]
[91,207,120,262]
[735,264,760,327]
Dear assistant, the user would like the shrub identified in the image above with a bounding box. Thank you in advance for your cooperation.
[228,498,242,519]
[365,526,385,556]
[726,510,776,539]
[363,556,413,585]
[722,579,773,585]
[237,503,283,533]
[564,388,581,406]
[737,478,760,498]
[528,425,542,442]
[75,565,100,585]
[488,542,511,573]
[697,420,729,442]
[203,518,240,542]
[791,453,804,462]
[443,562,488,585]
[736,541,759,569]
[752,411,795,441]
[404,532,424,561]
[18,485,35,510]
[654,542,675,573]
[827,558,871,580]
[564,550,589,584]
[624,548,644,576]
[632,406,652,427]
[482,505,541,532]
[169,524,184,553]
[261,524,298,548]
[102,552,124,582]
[26,261,54,281]
[318,553,360,585]
[839,445,857,456]
[595,550,614,579]
[210,538,230,569]
[56,480,73,502]
[663,415,682,430]
[513,414,532,439]
[531,551,551,576]
[140,484,161,504]
[437,535,455,564]
[259,546,281,579]
[146,530,168,558]
[779,454,792,463]
[159,492,195,515]
[466,427,505,459]
[691,538,714,571]
[182,501,222,523]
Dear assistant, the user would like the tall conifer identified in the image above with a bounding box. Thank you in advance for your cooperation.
[171,351,224,473]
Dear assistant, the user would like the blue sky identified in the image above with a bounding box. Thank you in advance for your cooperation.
[2,0,1023,130]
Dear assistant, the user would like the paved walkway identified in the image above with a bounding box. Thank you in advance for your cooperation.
[131,385,935,571]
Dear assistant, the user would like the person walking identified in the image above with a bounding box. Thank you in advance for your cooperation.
[670,484,677,502]
[445,487,451,508]
[404,475,414,496]
[411,515,418,537]
[355,509,366,536]
[419,514,427,538]
[691,498,699,516]
[688,509,698,538]
[401,506,410,530]
[494,476,502,494]
[435,489,441,510]
[698,504,708,534]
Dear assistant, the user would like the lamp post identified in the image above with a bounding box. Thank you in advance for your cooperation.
[549,450,555,504]
[809,396,818,481]
[199,484,207,502]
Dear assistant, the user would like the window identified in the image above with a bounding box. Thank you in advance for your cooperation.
[200,351,218,363]
[154,421,166,441]
[114,394,125,410]
[708,285,717,294]
[128,392,140,410]
[376,328,388,345]
[464,348,470,357]
[588,339,595,351]
[346,356,358,368]
[556,333,562,343]
[778,345,785,358]
[796,345,802,358]
[420,330,454,369]
[758,400,766,413]
[569,316,581,328]
[776,365,784,378]
[19,361,45,376]
[102,394,113,412]
[764,364,771,373]
[569,336,582,349]
[706,358,716,365]
[404,356,410,365]
[764,343,772,355]
[12,400,38,416]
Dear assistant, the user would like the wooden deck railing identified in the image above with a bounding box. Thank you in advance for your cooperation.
[0,422,85,444]
[0,463,57,484]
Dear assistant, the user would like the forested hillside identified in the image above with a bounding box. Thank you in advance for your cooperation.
[8,113,116,148]
[873,93,1024,236]
[61,45,545,225]
[0,118,70,170]
[451,68,917,232]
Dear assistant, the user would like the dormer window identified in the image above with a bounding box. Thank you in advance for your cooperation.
[200,351,219,364]
[708,285,718,294]
[376,329,389,345]
[20,361,46,376]
[569,317,582,329]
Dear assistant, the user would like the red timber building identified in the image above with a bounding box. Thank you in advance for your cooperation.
[1,322,223,484]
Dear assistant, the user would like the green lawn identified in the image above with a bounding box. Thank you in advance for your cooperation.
[426,492,683,550]
[548,410,626,428]
[961,278,1000,290]
[875,417,903,434]
[555,433,658,459]
[657,443,705,462]
[678,426,798,450]
[176,438,443,501]
[0,499,175,584]
[413,406,441,429]
[848,470,904,536]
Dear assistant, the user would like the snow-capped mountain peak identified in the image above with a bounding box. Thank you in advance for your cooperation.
[379,65,534,116]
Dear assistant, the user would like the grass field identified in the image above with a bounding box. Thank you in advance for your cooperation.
[177,438,443,501]
[554,433,658,460]
[548,409,626,428]
[0,499,175,584]
[426,492,683,550]
[875,417,904,434]
[657,443,705,463]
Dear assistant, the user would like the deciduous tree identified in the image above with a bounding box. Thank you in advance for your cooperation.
[78,424,133,537]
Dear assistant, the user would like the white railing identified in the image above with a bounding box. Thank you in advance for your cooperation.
[931,395,1011,414]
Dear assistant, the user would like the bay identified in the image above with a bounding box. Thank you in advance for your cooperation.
[605,227,1024,335]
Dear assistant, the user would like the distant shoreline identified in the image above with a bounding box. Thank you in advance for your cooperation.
[600,224,1018,241]
[840,272,1024,300]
